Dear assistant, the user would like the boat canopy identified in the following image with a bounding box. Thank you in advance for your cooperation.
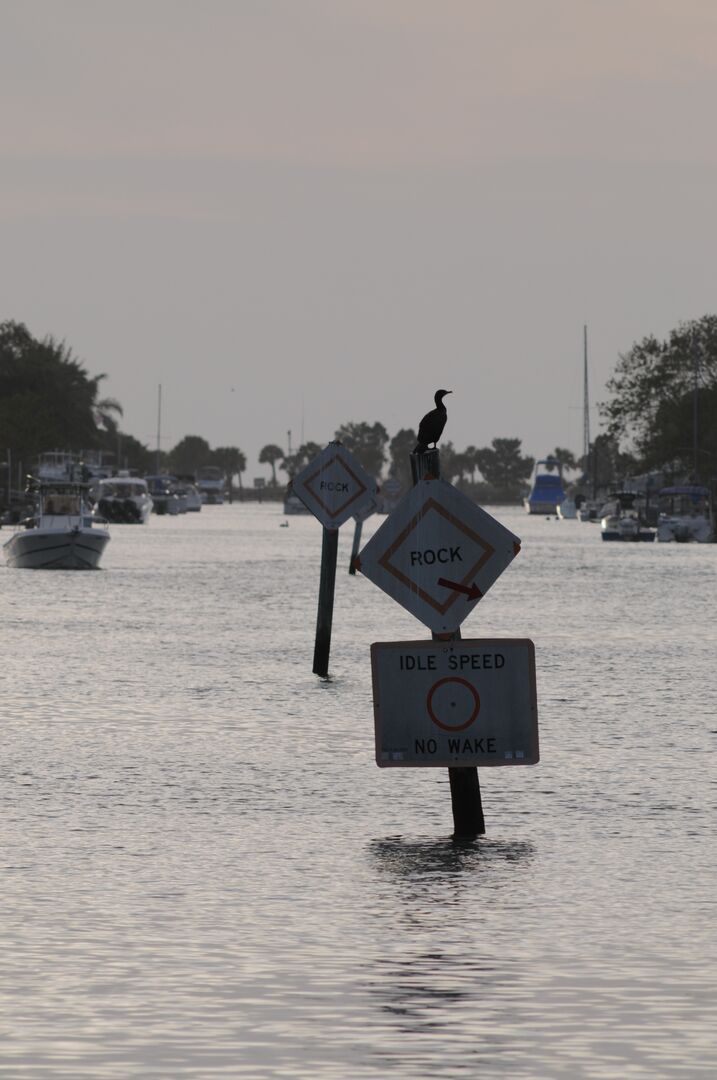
[658,485,710,498]
[99,477,149,493]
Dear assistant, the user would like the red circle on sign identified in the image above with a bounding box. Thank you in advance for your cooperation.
[427,677,480,732]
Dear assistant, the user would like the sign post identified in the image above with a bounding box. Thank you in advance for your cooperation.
[357,447,533,838]
[348,484,379,575]
[411,449,484,837]
[313,526,339,676]
[291,442,375,677]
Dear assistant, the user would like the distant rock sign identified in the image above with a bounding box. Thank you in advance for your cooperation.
[356,478,521,633]
[291,443,375,529]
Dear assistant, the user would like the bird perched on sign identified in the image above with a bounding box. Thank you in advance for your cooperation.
[414,389,452,452]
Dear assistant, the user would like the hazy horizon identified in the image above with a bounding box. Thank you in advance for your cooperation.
[3,1,717,480]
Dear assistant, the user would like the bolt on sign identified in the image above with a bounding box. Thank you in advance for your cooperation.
[356,478,521,633]
[371,639,538,767]
[291,443,375,529]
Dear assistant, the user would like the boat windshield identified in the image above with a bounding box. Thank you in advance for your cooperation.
[44,494,81,515]
[101,482,144,498]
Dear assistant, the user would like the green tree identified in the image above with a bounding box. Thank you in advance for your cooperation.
[93,396,123,437]
[587,434,639,491]
[475,438,534,498]
[259,443,284,486]
[438,441,468,483]
[0,320,117,463]
[281,442,322,479]
[334,421,388,477]
[213,446,246,488]
[168,435,212,476]
[551,447,578,471]
[643,385,717,475]
[112,432,154,475]
[464,445,479,483]
[388,428,416,491]
[602,314,717,473]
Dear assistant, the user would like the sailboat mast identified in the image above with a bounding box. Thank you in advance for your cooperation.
[156,383,162,474]
[692,333,699,478]
[583,325,591,464]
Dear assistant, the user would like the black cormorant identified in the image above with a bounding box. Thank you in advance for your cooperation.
[414,389,452,452]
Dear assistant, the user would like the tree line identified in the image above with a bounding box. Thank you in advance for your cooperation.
[3,314,715,502]
[0,321,247,485]
[260,427,540,502]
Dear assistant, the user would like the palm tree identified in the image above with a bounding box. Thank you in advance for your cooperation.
[259,443,284,487]
[92,383,124,435]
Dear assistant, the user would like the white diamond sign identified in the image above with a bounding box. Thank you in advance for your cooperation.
[291,443,375,528]
[356,478,521,632]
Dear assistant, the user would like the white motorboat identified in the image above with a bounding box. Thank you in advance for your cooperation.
[196,465,225,504]
[175,480,202,511]
[145,475,181,515]
[167,477,188,513]
[557,497,577,520]
[36,450,114,484]
[4,480,110,569]
[523,458,566,515]
[576,498,601,522]
[92,475,153,524]
[600,493,655,542]
[656,485,714,543]
[283,490,310,515]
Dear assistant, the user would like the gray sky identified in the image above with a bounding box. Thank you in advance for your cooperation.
[2,0,717,478]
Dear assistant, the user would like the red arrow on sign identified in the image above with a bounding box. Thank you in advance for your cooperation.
[437,577,483,601]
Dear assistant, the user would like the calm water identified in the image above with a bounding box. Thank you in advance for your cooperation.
[1,504,715,1079]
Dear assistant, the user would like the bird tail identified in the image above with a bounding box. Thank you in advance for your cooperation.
[413,442,428,454]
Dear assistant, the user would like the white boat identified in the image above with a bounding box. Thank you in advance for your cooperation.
[166,477,188,513]
[175,480,202,512]
[283,490,310,515]
[655,485,714,543]
[600,493,655,542]
[523,458,566,515]
[196,466,225,504]
[3,480,110,569]
[576,498,601,522]
[36,450,114,484]
[145,475,181,515]
[557,497,577,520]
[92,475,153,524]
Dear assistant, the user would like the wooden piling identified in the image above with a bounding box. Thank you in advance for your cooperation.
[312,526,339,677]
[410,448,485,838]
[348,519,363,575]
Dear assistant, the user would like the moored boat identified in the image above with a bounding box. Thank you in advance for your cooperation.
[283,487,310,515]
[600,492,655,542]
[92,475,153,524]
[196,465,225,504]
[655,485,714,543]
[557,496,577,520]
[3,479,110,569]
[145,475,181,515]
[524,458,566,515]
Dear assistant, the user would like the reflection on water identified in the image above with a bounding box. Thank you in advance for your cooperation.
[1,506,715,1078]
[370,835,536,874]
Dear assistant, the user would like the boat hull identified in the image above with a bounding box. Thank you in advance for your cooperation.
[524,498,561,515]
[601,529,655,542]
[4,526,110,569]
[96,496,152,524]
[284,493,310,515]
[656,516,714,543]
